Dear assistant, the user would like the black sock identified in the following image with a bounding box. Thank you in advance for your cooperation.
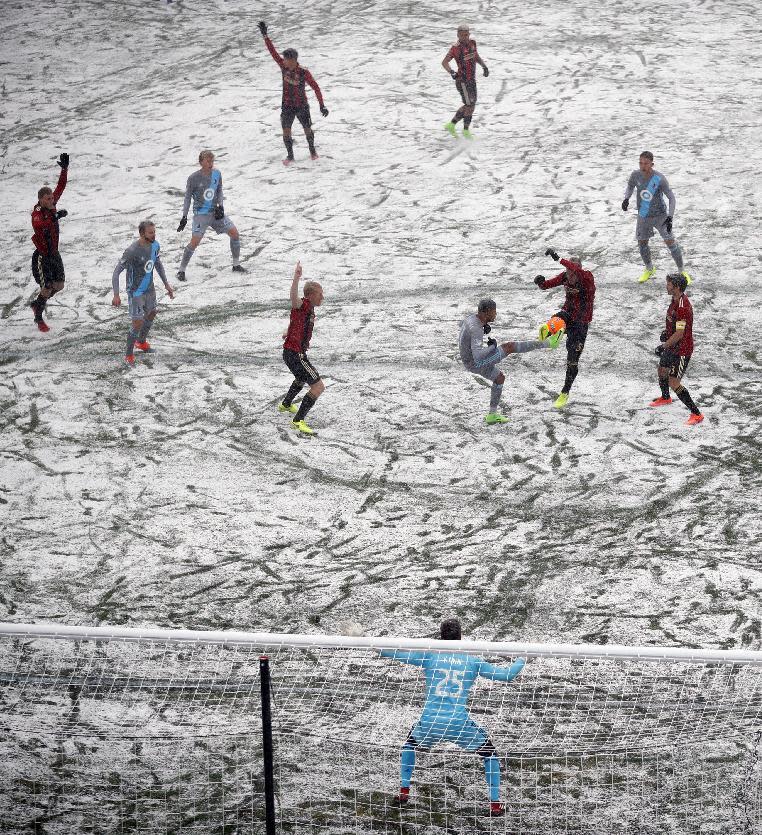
[562,362,578,395]
[283,136,294,159]
[464,115,472,129]
[306,132,316,155]
[31,295,46,321]
[282,381,303,407]
[675,386,700,415]
[294,393,316,422]
[659,378,670,399]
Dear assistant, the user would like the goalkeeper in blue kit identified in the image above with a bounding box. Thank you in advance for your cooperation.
[380,619,525,816]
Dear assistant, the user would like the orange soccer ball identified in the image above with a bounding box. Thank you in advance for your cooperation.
[546,316,566,335]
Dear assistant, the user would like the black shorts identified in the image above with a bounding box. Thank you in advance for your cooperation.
[281,105,312,131]
[283,349,320,384]
[455,79,477,106]
[660,350,690,380]
[564,321,589,358]
[31,250,65,288]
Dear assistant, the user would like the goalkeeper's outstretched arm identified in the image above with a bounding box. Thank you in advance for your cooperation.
[379,649,428,667]
[476,657,526,682]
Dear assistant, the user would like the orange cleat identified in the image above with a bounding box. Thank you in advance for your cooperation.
[649,397,673,407]
[124,354,135,367]
[686,413,704,426]
[134,341,154,353]
[36,320,50,333]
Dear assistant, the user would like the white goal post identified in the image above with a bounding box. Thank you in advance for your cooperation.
[1,621,761,834]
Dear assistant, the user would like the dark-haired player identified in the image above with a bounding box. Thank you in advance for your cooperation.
[622,151,692,285]
[280,261,325,435]
[442,24,489,139]
[258,21,328,165]
[535,248,596,408]
[380,618,526,817]
[30,153,69,332]
[112,221,175,367]
[650,273,703,425]
[459,298,560,424]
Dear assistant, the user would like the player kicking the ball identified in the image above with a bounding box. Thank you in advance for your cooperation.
[650,273,703,425]
[380,618,526,817]
[535,248,596,408]
[280,261,325,435]
[442,24,489,139]
[112,221,174,367]
[622,151,692,285]
[258,21,328,166]
[176,150,244,281]
[459,299,560,425]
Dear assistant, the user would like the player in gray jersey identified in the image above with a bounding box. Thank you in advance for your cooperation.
[459,299,561,424]
[622,151,693,285]
[112,220,174,367]
[176,150,244,281]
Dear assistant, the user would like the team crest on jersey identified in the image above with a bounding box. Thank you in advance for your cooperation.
[203,187,215,201]
[144,260,154,273]
[640,189,653,201]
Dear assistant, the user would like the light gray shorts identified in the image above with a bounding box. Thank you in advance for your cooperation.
[128,287,157,320]
[466,345,506,383]
[192,213,235,237]
[636,213,673,241]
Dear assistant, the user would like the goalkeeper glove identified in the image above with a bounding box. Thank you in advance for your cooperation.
[57,152,69,170]
[665,216,673,234]
[621,198,629,211]
[214,205,225,220]
[177,216,187,232]
[55,209,68,219]
[258,21,267,36]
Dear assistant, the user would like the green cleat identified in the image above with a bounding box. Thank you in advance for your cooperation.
[444,122,457,137]
[681,270,693,286]
[553,392,569,409]
[485,413,509,425]
[638,266,657,283]
[291,419,314,435]
[539,323,550,341]
[462,129,474,139]
[278,403,298,414]
[547,329,564,349]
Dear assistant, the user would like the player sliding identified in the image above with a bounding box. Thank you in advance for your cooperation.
[258,21,328,166]
[442,24,489,139]
[622,151,693,285]
[280,261,325,435]
[650,273,703,425]
[176,150,244,282]
[112,221,175,367]
[30,153,69,332]
[459,299,560,425]
[534,248,596,408]
[381,618,526,817]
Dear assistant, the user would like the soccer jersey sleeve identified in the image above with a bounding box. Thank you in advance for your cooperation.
[661,176,676,216]
[52,168,67,203]
[112,249,130,295]
[379,650,428,667]
[154,255,167,283]
[216,173,224,207]
[624,171,637,200]
[264,36,284,67]
[304,69,324,107]
[540,270,567,289]
[182,175,193,217]
[476,657,525,682]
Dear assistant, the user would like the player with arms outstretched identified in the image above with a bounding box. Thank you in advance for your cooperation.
[459,299,560,425]
[176,150,243,282]
[535,248,596,408]
[30,153,70,332]
[381,618,525,817]
[622,151,692,285]
[442,25,489,139]
[650,273,703,425]
[258,21,328,165]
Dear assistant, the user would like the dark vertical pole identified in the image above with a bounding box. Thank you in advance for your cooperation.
[259,655,277,835]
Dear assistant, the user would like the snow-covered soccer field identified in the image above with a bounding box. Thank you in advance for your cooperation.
[1,0,761,830]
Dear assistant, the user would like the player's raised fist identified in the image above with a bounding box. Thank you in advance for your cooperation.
[258,20,267,36]
[294,261,302,280]
[57,152,69,170]
[545,248,559,261]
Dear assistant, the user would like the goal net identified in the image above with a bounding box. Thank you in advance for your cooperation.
[1,622,760,834]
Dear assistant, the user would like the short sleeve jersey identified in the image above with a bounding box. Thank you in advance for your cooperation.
[284,298,315,353]
[447,39,479,83]
[666,294,694,356]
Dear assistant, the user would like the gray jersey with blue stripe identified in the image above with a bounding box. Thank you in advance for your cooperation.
[182,169,225,216]
[624,169,676,217]
[112,240,166,295]
[459,313,493,369]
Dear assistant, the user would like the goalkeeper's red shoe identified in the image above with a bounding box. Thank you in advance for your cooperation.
[489,802,506,816]
[36,320,50,333]
[649,396,673,407]
[686,413,704,426]
[395,787,410,806]
[134,340,155,353]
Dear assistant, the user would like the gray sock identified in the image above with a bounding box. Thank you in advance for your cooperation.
[137,318,153,342]
[489,383,503,412]
[180,244,195,271]
[668,242,684,271]
[638,241,653,268]
[126,328,139,356]
[513,340,547,354]
[230,237,241,265]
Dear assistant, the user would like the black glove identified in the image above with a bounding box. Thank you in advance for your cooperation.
[58,152,69,170]
[534,275,545,287]
[55,209,68,219]
[214,205,225,220]
[320,106,329,117]
[450,71,458,80]
[487,337,497,348]
[545,248,559,261]
[483,66,489,77]
[258,20,267,36]
[655,344,665,356]
[660,330,668,343]
[665,216,673,234]
[177,216,187,232]
[621,198,629,211]
[483,323,491,335]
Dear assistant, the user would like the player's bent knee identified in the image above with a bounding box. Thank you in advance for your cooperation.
[228,227,239,239]
[495,372,505,385]
[311,380,325,397]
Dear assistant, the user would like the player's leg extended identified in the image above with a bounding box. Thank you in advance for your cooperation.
[668,358,702,422]
[476,739,502,805]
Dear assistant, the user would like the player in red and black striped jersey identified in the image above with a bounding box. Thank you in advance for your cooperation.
[442,25,489,139]
[279,261,325,435]
[650,274,703,424]
[535,248,596,408]
[30,152,70,332]
[259,21,328,166]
